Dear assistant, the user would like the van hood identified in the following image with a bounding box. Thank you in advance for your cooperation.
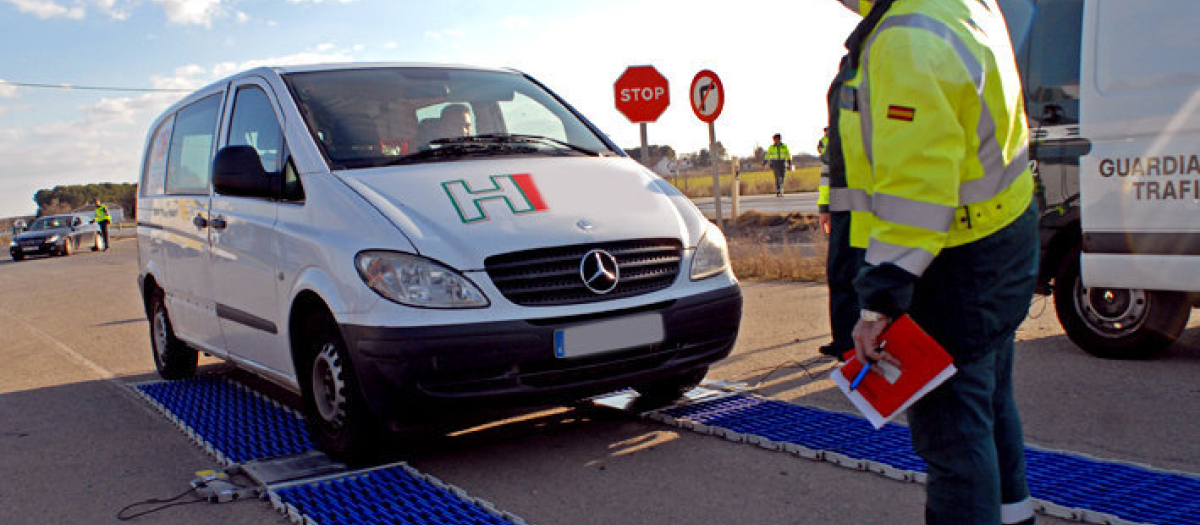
[336,156,706,270]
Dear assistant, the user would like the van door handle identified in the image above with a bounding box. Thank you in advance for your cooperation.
[193,214,208,229]
[210,217,227,230]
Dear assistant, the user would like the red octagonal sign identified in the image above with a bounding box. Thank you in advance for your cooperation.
[614,65,670,123]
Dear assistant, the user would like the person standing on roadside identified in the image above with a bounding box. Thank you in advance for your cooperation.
[93,199,111,251]
[817,56,864,362]
[835,1,1039,524]
[761,133,792,197]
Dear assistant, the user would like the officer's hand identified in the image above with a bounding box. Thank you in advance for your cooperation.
[819,212,831,234]
[852,316,900,366]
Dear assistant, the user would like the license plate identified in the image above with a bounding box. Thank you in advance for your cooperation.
[22,246,38,252]
[554,313,664,359]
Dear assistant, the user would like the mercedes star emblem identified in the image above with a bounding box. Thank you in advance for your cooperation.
[579,249,619,294]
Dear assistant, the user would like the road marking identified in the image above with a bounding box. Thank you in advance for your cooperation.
[0,308,116,381]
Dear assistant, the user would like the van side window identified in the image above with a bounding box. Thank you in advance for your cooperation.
[499,92,568,142]
[282,159,305,202]
[228,86,285,173]
[166,94,222,195]
[141,117,174,197]
[1023,0,1083,127]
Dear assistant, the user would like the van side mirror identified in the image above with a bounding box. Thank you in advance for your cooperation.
[213,146,275,198]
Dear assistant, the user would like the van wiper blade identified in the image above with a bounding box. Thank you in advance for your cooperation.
[437,133,599,156]
[381,141,535,166]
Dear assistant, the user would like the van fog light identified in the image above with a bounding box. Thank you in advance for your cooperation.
[356,251,489,308]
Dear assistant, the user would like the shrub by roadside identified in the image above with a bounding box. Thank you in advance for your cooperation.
[724,210,828,282]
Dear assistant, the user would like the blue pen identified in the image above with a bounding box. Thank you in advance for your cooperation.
[850,341,886,391]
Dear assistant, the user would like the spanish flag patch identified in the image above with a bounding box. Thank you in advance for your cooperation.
[887,105,916,122]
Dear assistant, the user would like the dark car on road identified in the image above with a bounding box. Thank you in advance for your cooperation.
[8,215,101,261]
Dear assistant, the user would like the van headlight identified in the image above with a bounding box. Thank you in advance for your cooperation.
[690,224,731,280]
[356,251,489,308]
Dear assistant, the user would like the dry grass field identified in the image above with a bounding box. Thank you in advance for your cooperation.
[724,210,828,282]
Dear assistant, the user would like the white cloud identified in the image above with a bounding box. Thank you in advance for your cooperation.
[500,16,531,31]
[91,0,130,19]
[285,0,355,3]
[234,10,247,23]
[150,0,223,27]
[2,0,85,19]
[424,28,464,41]
[0,81,17,98]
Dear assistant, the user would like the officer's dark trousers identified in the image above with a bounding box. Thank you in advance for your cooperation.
[99,221,109,250]
[906,203,1039,525]
[770,161,787,194]
[826,210,861,352]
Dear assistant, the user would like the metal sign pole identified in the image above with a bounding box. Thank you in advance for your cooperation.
[710,121,722,229]
[640,122,649,166]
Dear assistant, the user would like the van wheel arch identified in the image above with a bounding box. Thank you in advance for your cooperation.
[288,293,381,463]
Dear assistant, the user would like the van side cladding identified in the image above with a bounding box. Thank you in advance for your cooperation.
[136,63,742,462]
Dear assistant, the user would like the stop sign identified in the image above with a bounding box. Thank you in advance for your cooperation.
[614,65,670,123]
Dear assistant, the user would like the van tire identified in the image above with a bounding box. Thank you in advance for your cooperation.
[1054,246,1190,359]
[634,367,708,407]
[149,289,198,379]
[299,310,380,465]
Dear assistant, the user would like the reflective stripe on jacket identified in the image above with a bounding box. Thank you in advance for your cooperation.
[838,0,1033,278]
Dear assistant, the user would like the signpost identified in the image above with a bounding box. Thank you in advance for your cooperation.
[689,70,725,226]
[614,65,670,165]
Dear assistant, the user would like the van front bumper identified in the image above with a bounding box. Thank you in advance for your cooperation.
[340,285,742,424]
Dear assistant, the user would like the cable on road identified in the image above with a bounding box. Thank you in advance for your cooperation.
[115,487,204,521]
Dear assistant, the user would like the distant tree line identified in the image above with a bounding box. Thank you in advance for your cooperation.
[33,183,137,219]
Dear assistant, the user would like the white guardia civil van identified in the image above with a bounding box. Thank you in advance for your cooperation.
[136,63,742,461]
[1000,0,1200,358]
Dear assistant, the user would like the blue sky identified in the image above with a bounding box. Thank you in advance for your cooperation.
[0,0,858,217]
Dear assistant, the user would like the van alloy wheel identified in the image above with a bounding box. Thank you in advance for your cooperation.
[311,342,348,428]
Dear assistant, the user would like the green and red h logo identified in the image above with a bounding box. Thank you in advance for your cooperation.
[443,173,548,224]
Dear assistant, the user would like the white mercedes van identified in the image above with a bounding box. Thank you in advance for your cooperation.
[136,63,742,460]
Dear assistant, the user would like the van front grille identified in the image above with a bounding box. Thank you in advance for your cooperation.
[485,239,683,307]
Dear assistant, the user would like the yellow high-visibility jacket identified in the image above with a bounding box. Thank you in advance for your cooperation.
[764,143,791,162]
[838,0,1033,279]
[95,204,111,223]
[818,136,831,209]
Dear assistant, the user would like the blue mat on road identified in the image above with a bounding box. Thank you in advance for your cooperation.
[658,394,1200,525]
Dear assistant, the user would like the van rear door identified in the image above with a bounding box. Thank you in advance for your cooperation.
[157,92,225,352]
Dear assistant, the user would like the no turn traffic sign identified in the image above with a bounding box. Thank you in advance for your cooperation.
[689,70,724,123]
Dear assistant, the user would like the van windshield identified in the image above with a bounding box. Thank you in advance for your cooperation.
[284,68,616,169]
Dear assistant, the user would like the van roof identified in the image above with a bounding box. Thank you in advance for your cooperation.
[271,62,517,75]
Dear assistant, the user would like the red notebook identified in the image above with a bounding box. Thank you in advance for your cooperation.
[831,314,957,429]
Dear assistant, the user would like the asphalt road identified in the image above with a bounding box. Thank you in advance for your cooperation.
[3,238,1199,525]
[693,191,819,218]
